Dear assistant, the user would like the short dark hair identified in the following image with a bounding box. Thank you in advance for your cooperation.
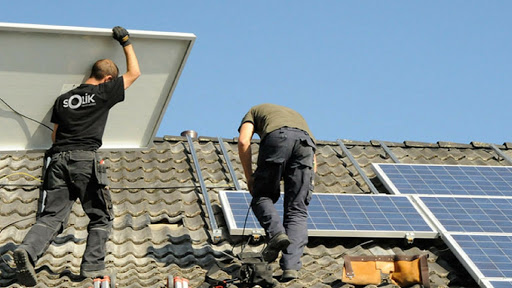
[90,59,119,80]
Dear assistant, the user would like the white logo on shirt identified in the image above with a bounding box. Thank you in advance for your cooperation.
[63,93,96,109]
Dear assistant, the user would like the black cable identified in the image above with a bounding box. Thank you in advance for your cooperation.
[230,203,253,256]
[239,204,253,254]
[0,97,53,131]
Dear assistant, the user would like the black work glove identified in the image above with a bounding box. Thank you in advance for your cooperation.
[112,26,131,47]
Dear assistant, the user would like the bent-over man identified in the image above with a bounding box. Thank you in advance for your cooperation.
[238,103,316,282]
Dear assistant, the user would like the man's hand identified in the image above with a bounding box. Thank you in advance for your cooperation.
[112,26,131,47]
[113,25,141,89]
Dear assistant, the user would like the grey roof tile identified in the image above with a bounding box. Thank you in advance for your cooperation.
[2,136,502,287]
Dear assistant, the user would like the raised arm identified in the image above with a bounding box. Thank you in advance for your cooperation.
[112,26,141,90]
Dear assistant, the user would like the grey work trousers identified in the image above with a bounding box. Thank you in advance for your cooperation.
[251,127,315,271]
[19,150,113,272]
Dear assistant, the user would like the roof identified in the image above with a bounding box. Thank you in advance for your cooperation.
[3,136,508,287]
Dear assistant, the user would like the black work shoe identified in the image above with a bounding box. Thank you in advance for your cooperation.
[281,269,299,281]
[14,248,37,287]
[262,233,291,262]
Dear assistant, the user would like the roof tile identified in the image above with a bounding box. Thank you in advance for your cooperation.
[2,136,498,287]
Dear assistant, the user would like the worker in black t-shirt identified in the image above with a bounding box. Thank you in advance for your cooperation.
[14,26,140,287]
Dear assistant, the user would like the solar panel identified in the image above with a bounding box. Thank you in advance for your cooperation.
[481,280,512,288]
[413,195,512,234]
[444,234,512,282]
[373,164,512,196]
[219,191,438,238]
[316,164,512,287]
[0,22,195,151]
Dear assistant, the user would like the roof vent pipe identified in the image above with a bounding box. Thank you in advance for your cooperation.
[181,130,198,138]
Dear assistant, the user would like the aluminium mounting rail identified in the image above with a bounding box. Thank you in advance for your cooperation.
[490,144,512,166]
[336,140,380,194]
[217,137,241,191]
[185,134,222,242]
[377,141,400,163]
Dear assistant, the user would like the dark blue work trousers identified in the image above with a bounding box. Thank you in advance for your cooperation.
[251,127,315,271]
[19,150,113,273]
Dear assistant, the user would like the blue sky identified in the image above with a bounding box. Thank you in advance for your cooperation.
[2,1,511,144]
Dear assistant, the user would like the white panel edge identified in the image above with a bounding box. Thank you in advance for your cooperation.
[371,163,402,194]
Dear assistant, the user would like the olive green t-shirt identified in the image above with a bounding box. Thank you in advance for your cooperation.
[239,103,315,142]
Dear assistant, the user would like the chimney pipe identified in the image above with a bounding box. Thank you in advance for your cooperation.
[180,130,198,139]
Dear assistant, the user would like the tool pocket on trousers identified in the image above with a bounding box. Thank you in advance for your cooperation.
[94,159,109,187]
[305,176,314,206]
[101,187,114,221]
[259,131,288,164]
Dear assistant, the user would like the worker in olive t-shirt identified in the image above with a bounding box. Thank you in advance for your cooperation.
[238,103,316,281]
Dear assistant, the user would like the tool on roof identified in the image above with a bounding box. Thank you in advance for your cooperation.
[342,254,430,287]
[93,278,101,288]
[167,275,174,288]
[101,276,110,288]
[205,252,276,288]
[91,276,110,288]
[170,276,190,288]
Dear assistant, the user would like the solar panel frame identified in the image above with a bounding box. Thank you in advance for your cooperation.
[411,195,512,234]
[481,280,512,288]
[443,233,512,287]
[372,163,512,197]
[219,191,438,238]
[371,164,512,287]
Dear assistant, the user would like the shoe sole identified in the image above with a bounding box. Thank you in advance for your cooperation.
[281,270,299,281]
[262,237,291,262]
[281,275,298,282]
[14,249,37,287]
[80,267,113,279]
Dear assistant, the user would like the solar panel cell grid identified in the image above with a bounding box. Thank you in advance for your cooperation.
[372,164,512,286]
[486,281,512,288]
[419,196,512,233]
[374,164,512,196]
[219,191,437,237]
[452,234,512,278]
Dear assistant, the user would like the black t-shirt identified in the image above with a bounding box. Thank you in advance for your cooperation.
[50,77,125,152]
